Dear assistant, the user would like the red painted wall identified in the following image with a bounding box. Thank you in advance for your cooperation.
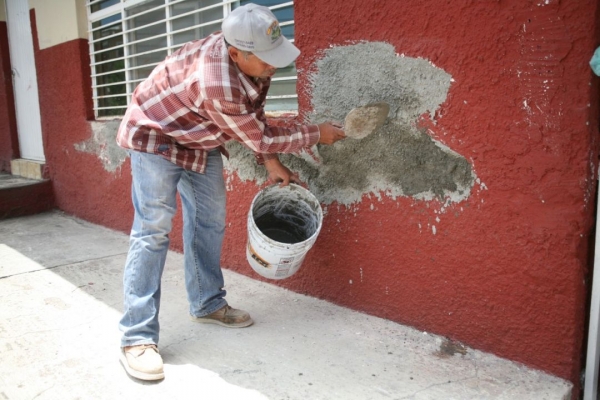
[0,21,19,172]
[13,1,600,395]
[29,11,134,232]
[288,0,598,389]
[36,38,136,231]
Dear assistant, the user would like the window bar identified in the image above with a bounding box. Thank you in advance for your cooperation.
[89,0,297,116]
[122,10,132,107]
[87,7,100,114]
[269,1,293,10]
[271,76,297,82]
[266,94,298,99]
[165,0,173,56]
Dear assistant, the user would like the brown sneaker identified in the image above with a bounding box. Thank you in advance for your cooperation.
[190,305,253,328]
[119,344,164,381]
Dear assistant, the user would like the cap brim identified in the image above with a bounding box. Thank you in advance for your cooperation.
[252,36,300,68]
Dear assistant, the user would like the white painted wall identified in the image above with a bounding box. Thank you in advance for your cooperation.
[0,1,5,22]
[29,0,87,50]
[1,0,86,47]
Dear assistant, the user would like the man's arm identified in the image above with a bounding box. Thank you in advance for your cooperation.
[254,122,345,165]
[203,98,321,154]
[202,98,345,186]
[262,122,346,186]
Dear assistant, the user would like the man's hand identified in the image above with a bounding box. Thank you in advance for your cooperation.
[264,158,303,187]
[318,122,346,145]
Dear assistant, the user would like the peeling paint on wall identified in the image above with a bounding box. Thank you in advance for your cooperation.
[74,120,127,173]
[225,42,476,206]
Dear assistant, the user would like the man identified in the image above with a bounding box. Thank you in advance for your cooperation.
[116,3,345,381]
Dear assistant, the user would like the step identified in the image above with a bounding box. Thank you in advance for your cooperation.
[0,173,55,219]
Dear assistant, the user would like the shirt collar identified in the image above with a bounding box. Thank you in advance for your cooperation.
[235,68,269,103]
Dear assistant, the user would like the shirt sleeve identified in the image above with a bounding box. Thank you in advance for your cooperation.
[201,98,320,156]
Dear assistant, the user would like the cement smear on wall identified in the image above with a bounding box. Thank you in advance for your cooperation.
[225,42,475,206]
[74,120,127,173]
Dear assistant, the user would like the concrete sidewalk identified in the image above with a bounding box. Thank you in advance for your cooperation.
[0,211,571,400]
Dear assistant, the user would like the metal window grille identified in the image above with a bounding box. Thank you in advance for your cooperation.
[86,0,298,118]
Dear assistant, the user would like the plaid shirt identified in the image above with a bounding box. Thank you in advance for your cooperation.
[116,31,320,173]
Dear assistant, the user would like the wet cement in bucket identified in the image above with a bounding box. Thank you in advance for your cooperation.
[255,208,309,244]
[252,187,320,245]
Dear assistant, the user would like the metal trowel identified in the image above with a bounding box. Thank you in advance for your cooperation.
[304,102,390,166]
[342,101,390,139]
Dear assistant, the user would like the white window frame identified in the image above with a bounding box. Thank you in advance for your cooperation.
[86,0,298,118]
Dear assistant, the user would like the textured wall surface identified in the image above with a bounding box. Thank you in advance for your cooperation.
[286,0,598,389]
[12,0,600,396]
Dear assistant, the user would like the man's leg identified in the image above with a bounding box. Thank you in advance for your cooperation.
[178,150,252,327]
[119,150,181,380]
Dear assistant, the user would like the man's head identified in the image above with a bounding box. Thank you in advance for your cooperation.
[222,3,300,75]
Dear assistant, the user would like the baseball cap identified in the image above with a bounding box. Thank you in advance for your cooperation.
[222,3,300,68]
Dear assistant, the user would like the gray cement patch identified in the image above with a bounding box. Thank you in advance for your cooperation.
[225,42,477,206]
[75,120,128,172]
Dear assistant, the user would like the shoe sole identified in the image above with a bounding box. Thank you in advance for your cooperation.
[119,352,165,381]
[189,315,254,328]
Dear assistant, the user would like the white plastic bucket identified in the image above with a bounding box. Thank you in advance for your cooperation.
[246,183,323,280]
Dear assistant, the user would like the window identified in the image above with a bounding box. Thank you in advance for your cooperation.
[87,0,298,117]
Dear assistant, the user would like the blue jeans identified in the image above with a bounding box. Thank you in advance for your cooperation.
[119,149,227,347]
